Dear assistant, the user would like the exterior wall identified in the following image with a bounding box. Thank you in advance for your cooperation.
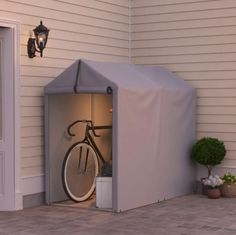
[131,0,236,171]
[0,0,129,196]
[3,0,236,198]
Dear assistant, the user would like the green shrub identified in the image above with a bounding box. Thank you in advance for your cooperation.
[222,172,236,184]
[191,137,226,177]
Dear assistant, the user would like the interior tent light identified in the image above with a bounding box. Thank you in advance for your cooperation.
[27,20,50,58]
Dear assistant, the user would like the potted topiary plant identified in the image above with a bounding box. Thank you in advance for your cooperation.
[191,137,226,177]
[202,175,224,199]
[221,172,236,197]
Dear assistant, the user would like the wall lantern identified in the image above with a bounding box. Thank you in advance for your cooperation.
[27,20,50,58]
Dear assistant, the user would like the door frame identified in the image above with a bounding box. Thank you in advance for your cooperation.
[0,18,21,210]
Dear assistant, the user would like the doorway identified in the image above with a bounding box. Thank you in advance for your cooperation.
[0,21,20,210]
[45,93,113,210]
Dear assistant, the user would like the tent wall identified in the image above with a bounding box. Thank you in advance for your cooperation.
[114,89,162,211]
[45,93,112,204]
[114,87,196,212]
[91,94,113,168]
[155,89,196,200]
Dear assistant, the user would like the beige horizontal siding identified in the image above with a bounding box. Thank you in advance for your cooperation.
[132,1,236,23]
[57,0,129,12]
[96,0,129,8]
[21,137,43,148]
[21,156,44,169]
[198,106,236,115]
[133,0,236,14]
[21,127,43,138]
[197,132,236,142]
[133,18,236,33]
[21,107,43,117]
[132,0,221,8]
[132,54,236,65]
[1,0,129,177]
[190,80,236,89]
[5,0,129,25]
[132,26,236,41]
[7,0,236,177]
[177,71,236,80]
[198,115,236,124]
[132,45,236,57]
[198,98,236,106]
[22,167,44,176]
[197,89,236,97]
[21,87,44,97]
[132,0,236,168]
[132,62,236,72]
[21,146,43,158]
[197,123,236,133]
[21,77,54,87]
[132,35,236,49]
[21,117,43,127]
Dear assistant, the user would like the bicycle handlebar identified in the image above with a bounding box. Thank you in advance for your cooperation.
[67,120,101,137]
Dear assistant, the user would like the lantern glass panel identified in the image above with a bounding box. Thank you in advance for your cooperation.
[37,32,46,48]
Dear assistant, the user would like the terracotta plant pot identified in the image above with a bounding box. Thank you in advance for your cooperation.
[207,188,221,199]
[221,183,236,197]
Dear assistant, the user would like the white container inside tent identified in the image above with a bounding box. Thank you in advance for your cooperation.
[44,59,196,212]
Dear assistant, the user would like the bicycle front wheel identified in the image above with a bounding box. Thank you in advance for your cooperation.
[62,142,99,202]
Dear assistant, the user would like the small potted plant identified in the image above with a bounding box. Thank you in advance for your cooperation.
[191,137,226,177]
[202,175,224,199]
[221,172,236,197]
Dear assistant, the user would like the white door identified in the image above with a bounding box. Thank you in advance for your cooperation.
[0,27,16,210]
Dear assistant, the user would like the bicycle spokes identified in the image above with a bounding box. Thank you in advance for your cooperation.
[78,146,82,171]
[63,142,99,202]
[77,146,91,174]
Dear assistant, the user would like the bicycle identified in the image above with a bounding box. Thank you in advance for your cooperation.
[62,120,112,202]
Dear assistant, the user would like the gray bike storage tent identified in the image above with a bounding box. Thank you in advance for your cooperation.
[45,59,196,212]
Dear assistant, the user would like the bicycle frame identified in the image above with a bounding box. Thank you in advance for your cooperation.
[85,124,112,165]
[67,120,112,165]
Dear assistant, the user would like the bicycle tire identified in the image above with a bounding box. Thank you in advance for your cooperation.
[62,141,99,202]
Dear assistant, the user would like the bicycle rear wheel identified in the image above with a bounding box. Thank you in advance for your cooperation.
[62,142,99,202]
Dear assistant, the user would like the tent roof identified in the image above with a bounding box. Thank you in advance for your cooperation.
[45,59,192,94]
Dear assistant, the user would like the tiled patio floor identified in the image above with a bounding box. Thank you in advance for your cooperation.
[0,194,236,235]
